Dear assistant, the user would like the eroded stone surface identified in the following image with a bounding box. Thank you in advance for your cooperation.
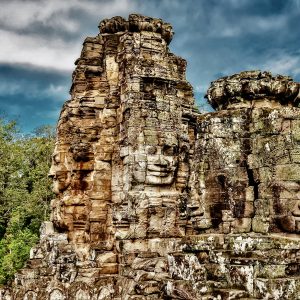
[1,14,300,300]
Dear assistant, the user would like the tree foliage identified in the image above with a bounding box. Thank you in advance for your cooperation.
[0,118,55,284]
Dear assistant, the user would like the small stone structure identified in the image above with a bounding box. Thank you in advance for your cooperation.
[1,14,300,300]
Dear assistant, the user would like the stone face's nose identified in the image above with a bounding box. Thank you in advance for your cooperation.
[48,165,56,178]
[154,155,169,167]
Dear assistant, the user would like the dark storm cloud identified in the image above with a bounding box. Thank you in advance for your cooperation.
[0,63,70,132]
[1,0,300,131]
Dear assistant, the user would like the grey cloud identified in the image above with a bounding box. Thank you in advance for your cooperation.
[0,0,137,70]
[0,0,135,39]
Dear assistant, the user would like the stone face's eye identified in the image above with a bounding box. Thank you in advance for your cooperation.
[163,145,177,156]
[147,146,157,155]
[53,154,60,164]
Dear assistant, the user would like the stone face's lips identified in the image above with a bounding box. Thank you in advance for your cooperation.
[147,170,172,177]
[205,70,300,110]
[147,166,173,172]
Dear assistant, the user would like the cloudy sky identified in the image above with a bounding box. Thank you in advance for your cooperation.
[1,0,300,133]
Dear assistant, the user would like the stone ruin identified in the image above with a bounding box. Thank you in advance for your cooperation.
[1,14,300,300]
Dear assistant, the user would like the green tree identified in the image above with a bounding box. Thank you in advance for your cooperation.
[0,119,55,284]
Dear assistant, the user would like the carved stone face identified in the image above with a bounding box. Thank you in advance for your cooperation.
[187,191,212,230]
[276,200,300,233]
[48,148,71,194]
[133,143,178,185]
[274,182,300,233]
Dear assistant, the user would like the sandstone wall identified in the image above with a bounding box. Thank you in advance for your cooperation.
[1,15,300,300]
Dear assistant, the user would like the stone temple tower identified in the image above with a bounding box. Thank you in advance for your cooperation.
[1,15,300,300]
[1,14,197,299]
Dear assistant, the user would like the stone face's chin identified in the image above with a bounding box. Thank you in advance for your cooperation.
[276,198,300,233]
[52,182,61,195]
[297,220,300,232]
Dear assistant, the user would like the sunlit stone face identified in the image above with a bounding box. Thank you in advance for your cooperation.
[133,142,178,185]
[48,148,71,194]
[274,181,300,233]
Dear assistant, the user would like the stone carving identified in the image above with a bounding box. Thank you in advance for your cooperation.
[273,181,300,233]
[132,139,179,185]
[99,14,173,44]
[48,146,71,194]
[23,291,37,300]
[1,14,300,300]
[206,70,300,110]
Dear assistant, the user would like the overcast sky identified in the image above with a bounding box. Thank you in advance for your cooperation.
[1,0,300,133]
